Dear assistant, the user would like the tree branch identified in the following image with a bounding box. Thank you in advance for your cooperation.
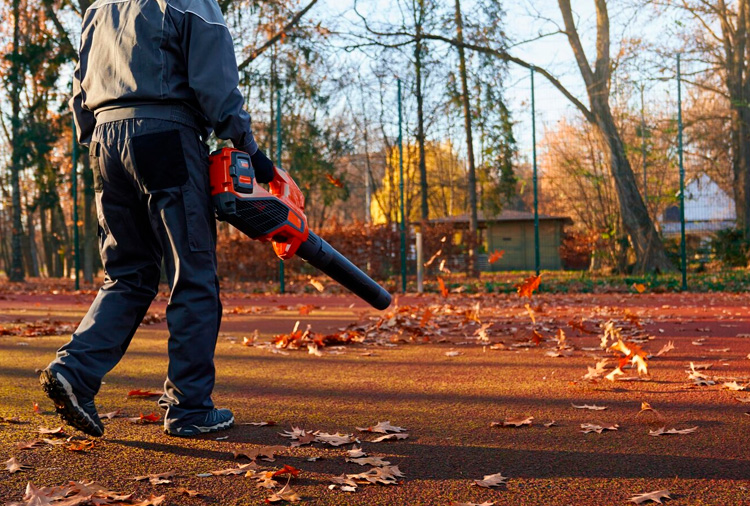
[237,0,320,71]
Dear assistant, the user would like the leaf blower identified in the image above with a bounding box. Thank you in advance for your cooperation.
[208,147,392,310]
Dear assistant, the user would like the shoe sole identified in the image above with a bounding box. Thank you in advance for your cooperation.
[40,370,104,438]
[165,416,235,437]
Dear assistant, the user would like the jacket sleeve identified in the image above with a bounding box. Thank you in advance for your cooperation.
[70,57,96,147]
[175,0,258,155]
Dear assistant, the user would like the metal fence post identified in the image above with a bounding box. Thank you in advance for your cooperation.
[277,88,285,294]
[398,78,407,293]
[677,54,687,291]
[531,66,540,275]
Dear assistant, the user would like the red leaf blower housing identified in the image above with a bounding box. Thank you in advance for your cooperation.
[208,148,392,310]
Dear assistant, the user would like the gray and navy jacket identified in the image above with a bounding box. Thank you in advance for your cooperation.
[71,0,258,155]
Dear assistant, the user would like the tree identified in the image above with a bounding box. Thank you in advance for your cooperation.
[662,0,750,236]
[411,0,672,272]
[7,0,25,281]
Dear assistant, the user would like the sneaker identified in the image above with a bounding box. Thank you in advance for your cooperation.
[40,369,104,437]
[164,408,234,437]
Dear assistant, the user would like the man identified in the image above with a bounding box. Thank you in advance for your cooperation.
[40,0,273,437]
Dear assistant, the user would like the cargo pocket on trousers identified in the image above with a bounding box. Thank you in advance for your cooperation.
[181,184,212,252]
[90,142,103,192]
[130,130,189,192]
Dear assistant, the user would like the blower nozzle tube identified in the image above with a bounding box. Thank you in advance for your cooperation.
[296,231,392,310]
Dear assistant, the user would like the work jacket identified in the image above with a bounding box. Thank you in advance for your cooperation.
[71,0,258,155]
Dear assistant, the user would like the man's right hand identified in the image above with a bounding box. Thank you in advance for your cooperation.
[251,149,275,183]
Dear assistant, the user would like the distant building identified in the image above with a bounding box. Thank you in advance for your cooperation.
[659,174,736,235]
[434,210,572,271]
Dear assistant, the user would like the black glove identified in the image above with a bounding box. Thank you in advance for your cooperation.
[251,149,275,184]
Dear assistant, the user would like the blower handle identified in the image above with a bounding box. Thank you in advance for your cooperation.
[296,231,392,310]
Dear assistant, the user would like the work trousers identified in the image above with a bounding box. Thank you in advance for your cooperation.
[48,118,222,424]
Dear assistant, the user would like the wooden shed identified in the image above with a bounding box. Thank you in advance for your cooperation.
[434,211,573,271]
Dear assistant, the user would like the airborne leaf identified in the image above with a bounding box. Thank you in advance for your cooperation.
[515,275,541,298]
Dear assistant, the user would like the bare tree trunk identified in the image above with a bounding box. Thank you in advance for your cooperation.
[454,0,480,277]
[9,0,25,282]
[558,0,672,272]
[414,0,429,222]
[24,198,40,277]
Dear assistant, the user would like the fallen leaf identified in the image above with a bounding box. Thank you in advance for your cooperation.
[100,409,123,420]
[723,381,748,391]
[451,502,496,506]
[648,426,698,436]
[66,440,95,452]
[628,489,671,504]
[572,404,607,411]
[4,457,32,473]
[266,479,301,503]
[325,173,344,188]
[347,447,367,458]
[37,426,65,436]
[371,433,409,442]
[127,412,161,424]
[211,463,258,475]
[438,277,449,297]
[132,494,166,506]
[16,440,45,450]
[357,421,406,434]
[315,432,356,446]
[580,423,619,434]
[491,416,533,428]
[655,341,675,357]
[127,389,162,398]
[488,250,504,264]
[272,465,301,478]
[516,274,541,298]
[133,471,175,485]
[633,283,647,293]
[346,456,391,467]
[346,465,404,485]
[177,488,201,497]
[308,277,325,292]
[233,445,286,462]
[473,472,508,488]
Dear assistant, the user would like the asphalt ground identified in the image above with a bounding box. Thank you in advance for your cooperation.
[1,289,749,505]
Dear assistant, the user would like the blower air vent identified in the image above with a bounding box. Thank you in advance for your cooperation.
[227,198,289,238]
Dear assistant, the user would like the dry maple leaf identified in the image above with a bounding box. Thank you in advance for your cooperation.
[16,440,45,450]
[488,250,504,264]
[628,489,671,504]
[4,457,32,474]
[347,447,367,458]
[177,488,200,497]
[346,465,404,485]
[329,474,359,488]
[266,478,301,503]
[132,494,166,506]
[127,389,162,398]
[210,463,258,476]
[133,471,175,485]
[316,432,356,447]
[272,465,301,478]
[325,173,344,188]
[127,412,161,424]
[572,404,607,411]
[580,423,619,434]
[66,440,95,452]
[99,409,123,420]
[356,421,406,434]
[515,274,541,298]
[308,277,325,292]
[473,472,508,488]
[371,433,409,442]
[346,456,391,467]
[492,416,533,428]
[648,426,698,436]
[255,471,280,489]
[437,277,449,297]
[37,426,65,436]
[451,502,495,506]
[633,283,647,294]
[655,341,675,357]
[723,381,748,391]
[0,416,23,424]
[735,396,750,403]
[234,445,286,462]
